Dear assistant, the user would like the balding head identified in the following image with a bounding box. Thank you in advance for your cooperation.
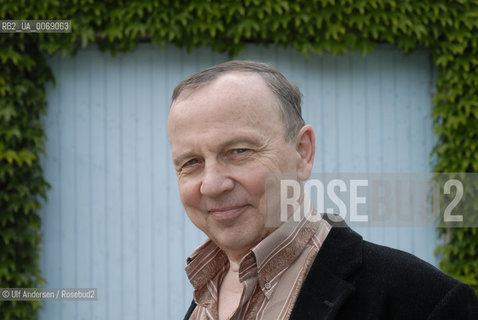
[171,60,305,141]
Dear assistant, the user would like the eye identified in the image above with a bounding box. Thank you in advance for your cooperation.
[231,148,248,154]
[178,158,201,173]
[183,158,199,167]
[228,148,252,159]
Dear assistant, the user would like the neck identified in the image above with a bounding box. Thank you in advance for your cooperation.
[225,248,249,273]
[228,259,241,273]
[222,227,278,271]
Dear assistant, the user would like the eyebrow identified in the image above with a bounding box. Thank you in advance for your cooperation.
[172,135,267,167]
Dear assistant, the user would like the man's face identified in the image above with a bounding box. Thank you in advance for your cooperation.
[168,72,303,255]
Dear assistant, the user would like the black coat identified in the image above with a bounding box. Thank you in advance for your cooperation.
[184,224,478,319]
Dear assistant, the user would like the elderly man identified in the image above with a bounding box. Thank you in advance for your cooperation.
[168,61,478,320]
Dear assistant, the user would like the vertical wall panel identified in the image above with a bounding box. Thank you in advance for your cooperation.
[89,51,106,320]
[136,50,154,320]
[40,44,437,319]
[104,54,121,320]
[60,55,76,319]
[150,47,169,319]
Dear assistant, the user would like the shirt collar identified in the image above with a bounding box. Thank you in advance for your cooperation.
[246,209,323,298]
[185,239,228,293]
[185,208,324,302]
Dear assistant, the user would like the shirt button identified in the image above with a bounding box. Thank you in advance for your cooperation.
[264,282,271,290]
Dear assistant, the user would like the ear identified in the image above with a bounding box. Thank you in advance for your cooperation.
[295,125,315,181]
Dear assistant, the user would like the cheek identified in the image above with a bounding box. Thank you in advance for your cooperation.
[179,180,208,232]
[178,180,201,210]
[236,167,267,201]
[239,152,295,199]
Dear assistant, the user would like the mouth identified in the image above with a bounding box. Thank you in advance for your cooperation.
[208,205,249,221]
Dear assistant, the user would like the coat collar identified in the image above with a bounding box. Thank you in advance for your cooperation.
[290,219,363,320]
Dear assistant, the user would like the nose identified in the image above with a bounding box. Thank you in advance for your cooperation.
[200,162,234,197]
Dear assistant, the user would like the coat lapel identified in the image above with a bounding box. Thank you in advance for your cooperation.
[290,223,363,320]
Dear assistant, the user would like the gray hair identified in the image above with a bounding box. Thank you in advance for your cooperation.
[171,60,305,141]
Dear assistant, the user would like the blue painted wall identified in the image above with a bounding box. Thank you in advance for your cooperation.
[40,44,437,319]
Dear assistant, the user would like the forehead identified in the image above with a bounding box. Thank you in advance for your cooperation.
[171,71,276,112]
[168,71,283,137]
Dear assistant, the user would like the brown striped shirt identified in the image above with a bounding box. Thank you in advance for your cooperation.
[185,212,331,320]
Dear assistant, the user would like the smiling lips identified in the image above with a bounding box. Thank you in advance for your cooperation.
[208,205,249,220]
